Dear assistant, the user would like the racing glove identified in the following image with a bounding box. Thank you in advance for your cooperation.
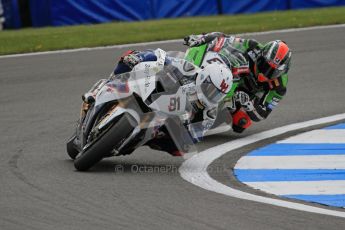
[235,91,254,112]
[121,53,141,69]
[183,35,206,47]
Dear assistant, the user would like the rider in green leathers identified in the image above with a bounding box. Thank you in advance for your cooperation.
[184,32,292,133]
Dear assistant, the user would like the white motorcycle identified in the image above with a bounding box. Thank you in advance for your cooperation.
[67,49,234,171]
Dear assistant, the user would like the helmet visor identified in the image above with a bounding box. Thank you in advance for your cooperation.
[257,56,286,79]
[200,76,226,105]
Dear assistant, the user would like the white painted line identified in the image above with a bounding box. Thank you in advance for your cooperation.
[1,24,344,59]
[246,180,345,195]
[179,113,345,218]
[239,24,345,36]
[278,130,345,143]
[235,155,345,169]
[0,39,182,59]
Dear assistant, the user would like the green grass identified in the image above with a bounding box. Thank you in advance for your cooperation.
[0,6,344,55]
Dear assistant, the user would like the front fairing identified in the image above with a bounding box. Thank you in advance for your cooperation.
[94,63,160,107]
[94,58,201,115]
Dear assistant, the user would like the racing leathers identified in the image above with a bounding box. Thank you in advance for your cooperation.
[184,32,288,133]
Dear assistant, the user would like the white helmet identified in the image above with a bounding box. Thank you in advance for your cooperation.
[195,63,233,108]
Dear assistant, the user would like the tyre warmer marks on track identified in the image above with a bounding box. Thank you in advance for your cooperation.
[234,123,345,208]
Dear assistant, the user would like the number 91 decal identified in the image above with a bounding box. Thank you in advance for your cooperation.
[168,97,180,111]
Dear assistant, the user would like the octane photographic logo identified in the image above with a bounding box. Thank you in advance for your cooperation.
[131,165,179,174]
[114,164,179,174]
[114,163,226,175]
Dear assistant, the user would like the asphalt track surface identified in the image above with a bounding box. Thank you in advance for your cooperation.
[1,26,345,230]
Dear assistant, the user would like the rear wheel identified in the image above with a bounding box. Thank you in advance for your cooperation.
[74,114,136,171]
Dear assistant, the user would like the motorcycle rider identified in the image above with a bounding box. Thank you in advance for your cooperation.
[82,49,233,156]
[184,32,292,133]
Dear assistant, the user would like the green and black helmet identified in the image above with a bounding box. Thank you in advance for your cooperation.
[255,40,292,82]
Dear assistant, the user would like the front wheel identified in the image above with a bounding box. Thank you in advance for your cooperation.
[74,114,136,171]
[66,135,79,160]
